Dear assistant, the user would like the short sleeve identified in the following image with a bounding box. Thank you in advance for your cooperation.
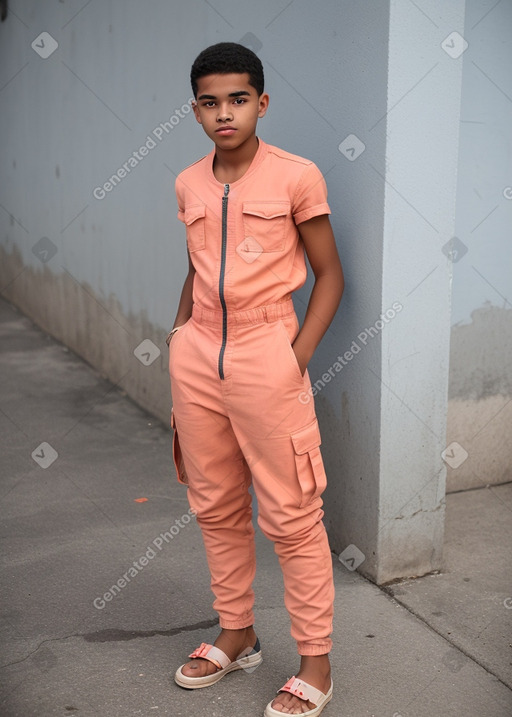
[292,162,331,225]
[175,177,185,223]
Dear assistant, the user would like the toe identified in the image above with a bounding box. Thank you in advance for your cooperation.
[271,693,312,715]
[271,696,288,713]
[181,658,217,678]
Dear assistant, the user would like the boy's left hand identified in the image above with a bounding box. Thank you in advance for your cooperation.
[292,343,310,377]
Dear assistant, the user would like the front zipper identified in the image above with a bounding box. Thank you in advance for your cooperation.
[218,183,230,379]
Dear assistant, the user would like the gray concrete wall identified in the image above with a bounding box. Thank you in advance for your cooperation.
[446,0,512,492]
[0,1,465,583]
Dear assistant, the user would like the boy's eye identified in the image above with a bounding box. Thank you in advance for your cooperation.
[201,97,246,108]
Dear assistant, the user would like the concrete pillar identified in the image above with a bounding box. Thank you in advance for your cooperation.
[321,0,466,583]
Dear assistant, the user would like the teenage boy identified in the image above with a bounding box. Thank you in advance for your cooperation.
[169,42,344,717]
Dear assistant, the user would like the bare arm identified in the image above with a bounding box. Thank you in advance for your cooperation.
[172,251,195,328]
[292,214,344,375]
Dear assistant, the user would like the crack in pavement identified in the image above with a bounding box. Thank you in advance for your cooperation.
[380,586,512,693]
[0,617,219,668]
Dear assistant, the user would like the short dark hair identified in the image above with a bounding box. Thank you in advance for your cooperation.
[190,42,264,98]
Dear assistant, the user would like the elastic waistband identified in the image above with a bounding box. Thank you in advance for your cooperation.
[192,298,295,327]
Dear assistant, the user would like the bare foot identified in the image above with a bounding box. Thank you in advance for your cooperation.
[270,654,331,715]
[180,625,258,678]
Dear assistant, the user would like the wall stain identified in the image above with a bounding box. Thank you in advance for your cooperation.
[0,244,172,427]
[449,303,512,400]
[448,303,512,491]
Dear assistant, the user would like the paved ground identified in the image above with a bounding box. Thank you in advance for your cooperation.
[386,482,512,688]
[1,296,511,717]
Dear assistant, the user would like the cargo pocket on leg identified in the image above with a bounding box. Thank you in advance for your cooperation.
[170,409,188,485]
[290,418,327,507]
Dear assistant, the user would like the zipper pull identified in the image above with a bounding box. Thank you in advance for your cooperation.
[224,183,230,197]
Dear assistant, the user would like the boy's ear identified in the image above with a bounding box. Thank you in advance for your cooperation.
[258,93,269,119]
[192,100,202,124]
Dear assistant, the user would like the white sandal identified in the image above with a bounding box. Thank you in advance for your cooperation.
[174,638,262,689]
[264,675,333,716]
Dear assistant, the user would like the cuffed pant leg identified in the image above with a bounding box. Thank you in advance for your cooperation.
[256,482,334,655]
[235,429,334,656]
[275,520,334,656]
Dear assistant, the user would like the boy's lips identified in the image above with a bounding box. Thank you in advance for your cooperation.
[216,126,237,135]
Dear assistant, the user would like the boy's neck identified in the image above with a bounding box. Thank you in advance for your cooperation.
[213,135,260,185]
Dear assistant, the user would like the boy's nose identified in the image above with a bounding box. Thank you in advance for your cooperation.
[217,106,233,122]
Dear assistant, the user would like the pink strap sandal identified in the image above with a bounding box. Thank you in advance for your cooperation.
[174,638,262,689]
[264,675,333,716]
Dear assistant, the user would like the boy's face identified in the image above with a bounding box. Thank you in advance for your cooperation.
[192,73,269,151]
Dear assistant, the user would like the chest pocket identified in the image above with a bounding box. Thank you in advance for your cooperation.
[184,204,206,252]
[241,201,291,253]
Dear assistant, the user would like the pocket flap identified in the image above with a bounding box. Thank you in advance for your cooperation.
[290,418,322,455]
[184,204,206,225]
[242,201,290,220]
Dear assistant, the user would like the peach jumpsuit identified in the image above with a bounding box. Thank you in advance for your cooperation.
[169,138,334,655]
